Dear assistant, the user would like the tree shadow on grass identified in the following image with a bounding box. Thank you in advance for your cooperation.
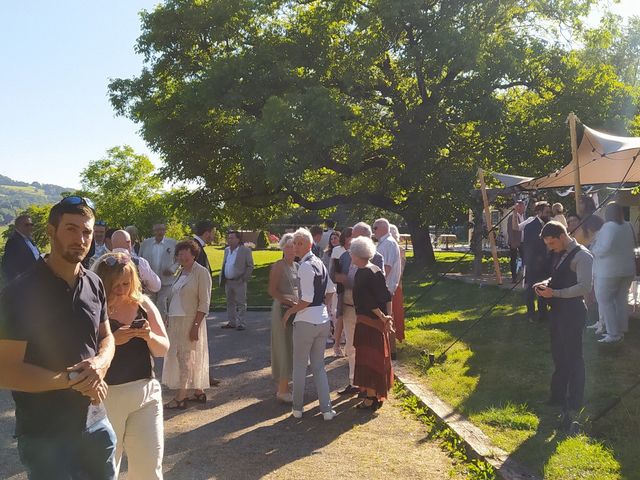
[400,281,640,478]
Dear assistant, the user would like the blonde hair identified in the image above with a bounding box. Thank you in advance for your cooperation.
[552,202,564,215]
[92,252,143,303]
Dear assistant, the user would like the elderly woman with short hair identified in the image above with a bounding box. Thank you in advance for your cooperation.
[351,236,393,410]
[268,233,298,403]
[282,228,335,420]
[162,239,212,408]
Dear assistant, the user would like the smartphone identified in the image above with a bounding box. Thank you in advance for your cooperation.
[130,319,146,329]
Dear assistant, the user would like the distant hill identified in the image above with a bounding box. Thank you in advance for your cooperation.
[0,174,71,225]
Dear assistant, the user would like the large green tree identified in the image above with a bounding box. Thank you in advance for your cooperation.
[110,0,598,263]
[80,145,190,237]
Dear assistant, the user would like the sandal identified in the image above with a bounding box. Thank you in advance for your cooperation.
[164,398,188,410]
[187,392,207,403]
[356,396,381,410]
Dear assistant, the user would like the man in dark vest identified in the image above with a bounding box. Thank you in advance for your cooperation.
[1,215,40,282]
[534,221,593,430]
[523,201,552,322]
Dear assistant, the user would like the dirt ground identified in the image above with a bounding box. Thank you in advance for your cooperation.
[0,312,459,479]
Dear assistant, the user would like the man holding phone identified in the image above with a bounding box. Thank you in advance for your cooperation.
[0,197,117,479]
[534,221,593,429]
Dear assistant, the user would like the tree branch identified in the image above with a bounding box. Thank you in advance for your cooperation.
[283,185,399,212]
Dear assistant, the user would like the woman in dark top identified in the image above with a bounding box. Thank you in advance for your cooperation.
[350,237,393,410]
[93,252,170,479]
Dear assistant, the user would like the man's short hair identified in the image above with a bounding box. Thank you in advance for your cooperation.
[48,202,94,228]
[325,219,336,229]
[105,228,117,240]
[227,230,242,240]
[310,225,323,237]
[293,228,313,245]
[534,201,550,214]
[195,220,214,236]
[14,214,31,227]
[540,221,567,239]
[352,222,373,238]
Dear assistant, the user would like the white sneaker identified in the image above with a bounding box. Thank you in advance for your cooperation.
[322,409,337,421]
[586,322,600,330]
[291,409,303,419]
[276,392,293,404]
[598,335,623,344]
[595,327,606,336]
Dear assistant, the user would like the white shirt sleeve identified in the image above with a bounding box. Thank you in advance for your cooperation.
[298,262,315,303]
[517,215,535,231]
[138,257,161,293]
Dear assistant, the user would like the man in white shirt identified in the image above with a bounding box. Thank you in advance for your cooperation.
[282,228,335,420]
[318,219,336,250]
[139,222,177,321]
[110,230,161,293]
[220,231,254,330]
[373,218,401,358]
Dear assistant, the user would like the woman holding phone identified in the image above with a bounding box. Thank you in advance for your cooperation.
[93,252,170,479]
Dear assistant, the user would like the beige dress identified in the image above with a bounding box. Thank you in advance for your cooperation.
[162,269,210,390]
[270,260,298,381]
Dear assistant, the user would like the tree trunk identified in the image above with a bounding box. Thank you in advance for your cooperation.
[406,219,435,265]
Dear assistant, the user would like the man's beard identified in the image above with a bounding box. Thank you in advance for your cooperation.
[53,237,89,264]
[541,216,550,223]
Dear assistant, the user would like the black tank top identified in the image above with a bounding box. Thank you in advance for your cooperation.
[105,305,154,385]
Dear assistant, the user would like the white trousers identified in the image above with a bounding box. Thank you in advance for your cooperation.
[342,305,357,384]
[104,378,164,479]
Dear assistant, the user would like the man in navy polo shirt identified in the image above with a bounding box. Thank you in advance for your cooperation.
[0,197,117,479]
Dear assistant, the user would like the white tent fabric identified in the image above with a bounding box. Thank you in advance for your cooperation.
[517,124,640,190]
[490,172,533,188]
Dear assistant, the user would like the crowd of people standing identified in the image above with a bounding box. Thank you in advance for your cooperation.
[507,195,637,429]
[0,196,408,479]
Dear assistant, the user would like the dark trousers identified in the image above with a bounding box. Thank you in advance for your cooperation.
[549,304,586,410]
[18,417,116,480]
[524,267,548,321]
[509,245,524,280]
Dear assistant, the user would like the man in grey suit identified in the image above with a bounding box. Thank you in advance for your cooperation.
[220,231,254,330]
[139,222,177,321]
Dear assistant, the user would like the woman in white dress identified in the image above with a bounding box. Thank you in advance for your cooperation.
[162,240,212,408]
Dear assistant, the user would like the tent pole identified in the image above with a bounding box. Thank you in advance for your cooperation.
[568,112,581,215]
[478,168,503,285]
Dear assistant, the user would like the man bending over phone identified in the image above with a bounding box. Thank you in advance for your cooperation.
[0,197,116,479]
[533,221,593,430]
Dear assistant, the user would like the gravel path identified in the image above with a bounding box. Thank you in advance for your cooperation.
[1,311,458,479]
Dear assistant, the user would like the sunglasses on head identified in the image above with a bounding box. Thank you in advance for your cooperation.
[101,255,139,267]
[58,195,96,212]
[95,220,107,227]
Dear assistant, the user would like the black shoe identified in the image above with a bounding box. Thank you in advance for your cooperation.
[357,390,367,398]
[221,323,235,329]
[236,325,246,331]
[391,352,397,360]
[338,384,360,395]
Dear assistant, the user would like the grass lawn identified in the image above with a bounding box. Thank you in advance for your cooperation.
[398,253,639,479]
[204,245,281,308]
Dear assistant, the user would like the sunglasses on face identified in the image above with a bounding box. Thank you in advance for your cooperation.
[101,255,139,267]
[58,195,96,212]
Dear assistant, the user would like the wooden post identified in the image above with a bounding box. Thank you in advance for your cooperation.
[478,168,503,284]
[568,112,581,215]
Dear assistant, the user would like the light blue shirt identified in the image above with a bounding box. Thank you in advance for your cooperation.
[19,232,40,259]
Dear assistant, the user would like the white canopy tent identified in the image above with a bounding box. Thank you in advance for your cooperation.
[517,123,640,190]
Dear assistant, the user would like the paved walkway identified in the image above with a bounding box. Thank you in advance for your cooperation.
[1,312,458,479]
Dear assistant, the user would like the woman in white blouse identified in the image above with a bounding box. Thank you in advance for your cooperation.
[591,202,636,343]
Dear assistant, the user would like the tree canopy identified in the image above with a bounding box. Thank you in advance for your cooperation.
[110,0,639,262]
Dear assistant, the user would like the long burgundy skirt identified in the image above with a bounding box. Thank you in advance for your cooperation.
[353,314,393,400]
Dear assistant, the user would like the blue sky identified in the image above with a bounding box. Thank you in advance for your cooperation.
[0,1,636,189]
